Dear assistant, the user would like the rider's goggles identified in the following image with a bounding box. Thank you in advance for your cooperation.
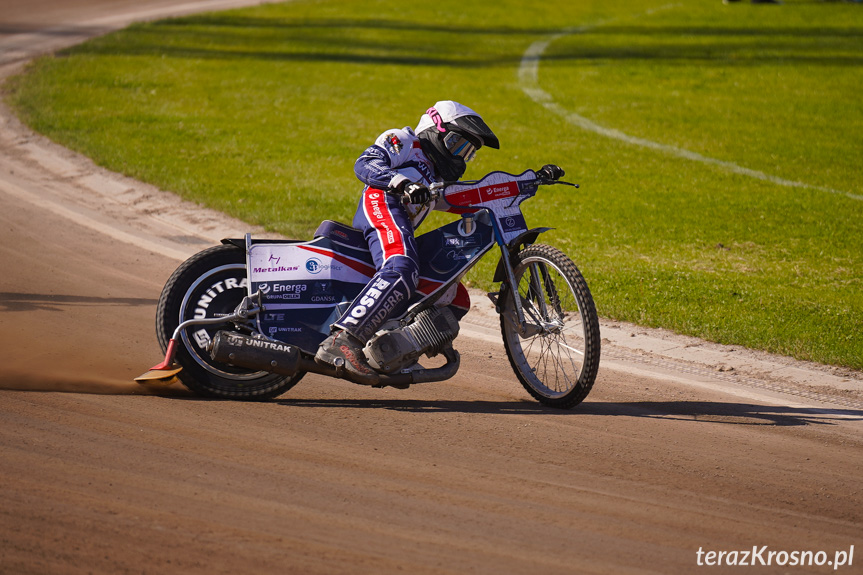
[444,132,477,163]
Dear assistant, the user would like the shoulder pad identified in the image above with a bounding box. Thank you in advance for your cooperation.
[374,128,417,163]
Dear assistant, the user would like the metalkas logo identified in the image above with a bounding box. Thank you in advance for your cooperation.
[253,260,299,274]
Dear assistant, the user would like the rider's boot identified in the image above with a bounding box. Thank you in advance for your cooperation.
[315,330,378,381]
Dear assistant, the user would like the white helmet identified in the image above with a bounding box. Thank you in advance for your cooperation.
[415,101,499,181]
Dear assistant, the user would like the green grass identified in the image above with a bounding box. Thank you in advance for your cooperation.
[5,0,862,369]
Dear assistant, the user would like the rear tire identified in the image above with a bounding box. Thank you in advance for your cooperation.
[500,244,600,408]
[156,244,304,399]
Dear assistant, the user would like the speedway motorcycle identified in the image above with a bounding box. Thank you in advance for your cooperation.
[137,168,601,408]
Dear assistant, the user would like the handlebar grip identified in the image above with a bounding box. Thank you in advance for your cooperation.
[400,187,441,205]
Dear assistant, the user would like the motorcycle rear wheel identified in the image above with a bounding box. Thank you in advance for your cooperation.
[156,243,304,399]
[500,244,600,409]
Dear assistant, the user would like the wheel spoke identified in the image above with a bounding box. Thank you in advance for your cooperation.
[557,339,584,357]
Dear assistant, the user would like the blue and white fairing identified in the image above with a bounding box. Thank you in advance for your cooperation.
[246,223,377,351]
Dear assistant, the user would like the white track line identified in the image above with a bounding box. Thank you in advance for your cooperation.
[0,177,191,261]
[518,8,862,202]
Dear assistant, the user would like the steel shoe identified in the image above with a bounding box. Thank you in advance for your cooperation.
[315,331,378,380]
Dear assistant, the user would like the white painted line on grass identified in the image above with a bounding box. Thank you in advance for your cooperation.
[518,8,862,202]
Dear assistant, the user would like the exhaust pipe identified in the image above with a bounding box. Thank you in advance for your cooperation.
[209,330,460,388]
[209,331,309,376]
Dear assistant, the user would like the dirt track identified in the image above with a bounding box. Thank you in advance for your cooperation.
[1,3,861,573]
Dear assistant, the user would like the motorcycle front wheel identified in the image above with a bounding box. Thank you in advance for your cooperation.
[156,243,304,400]
[500,244,600,409]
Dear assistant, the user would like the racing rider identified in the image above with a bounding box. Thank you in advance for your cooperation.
[314,101,500,379]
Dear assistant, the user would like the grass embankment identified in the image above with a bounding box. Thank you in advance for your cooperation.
[5,0,862,369]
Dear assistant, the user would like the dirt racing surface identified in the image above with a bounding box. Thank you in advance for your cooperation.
[1,2,861,573]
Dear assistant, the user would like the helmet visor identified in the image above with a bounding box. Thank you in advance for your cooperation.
[443,132,477,162]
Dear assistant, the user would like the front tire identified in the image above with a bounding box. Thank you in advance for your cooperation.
[500,244,600,408]
[156,244,304,399]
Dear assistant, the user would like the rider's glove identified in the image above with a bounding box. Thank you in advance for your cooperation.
[537,164,565,181]
[402,181,431,205]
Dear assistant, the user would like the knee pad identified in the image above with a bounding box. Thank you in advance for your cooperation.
[379,255,419,293]
[336,274,412,342]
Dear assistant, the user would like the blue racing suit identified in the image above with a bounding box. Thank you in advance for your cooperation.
[333,127,468,343]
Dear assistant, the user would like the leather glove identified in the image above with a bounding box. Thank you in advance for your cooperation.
[402,181,431,205]
[537,164,565,181]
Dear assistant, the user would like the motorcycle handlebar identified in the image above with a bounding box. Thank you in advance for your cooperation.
[405,173,579,205]
[430,176,579,192]
[537,178,579,188]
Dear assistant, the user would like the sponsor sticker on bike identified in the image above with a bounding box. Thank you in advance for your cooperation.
[499,213,527,235]
[249,244,368,284]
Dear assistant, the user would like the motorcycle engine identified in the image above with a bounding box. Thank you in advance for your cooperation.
[363,306,460,374]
